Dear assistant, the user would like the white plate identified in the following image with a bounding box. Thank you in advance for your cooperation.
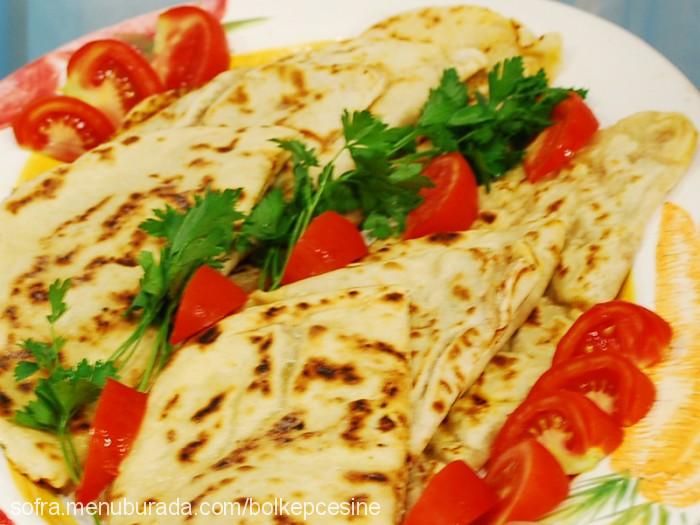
[1,1,699,523]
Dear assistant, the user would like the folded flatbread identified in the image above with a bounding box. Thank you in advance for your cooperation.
[0,125,295,489]
[253,219,565,453]
[110,287,412,524]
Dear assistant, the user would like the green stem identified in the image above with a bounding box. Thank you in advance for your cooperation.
[137,309,173,392]
[58,429,81,484]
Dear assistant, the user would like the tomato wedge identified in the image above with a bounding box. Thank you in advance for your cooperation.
[75,379,148,504]
[0,510,14,525]
[491,390,623,474]
[65,39,163,125]
[404,460,497,525]
[12,95,115,162]
[170,265,248,345]
[529,352,655,426]
[152,5,230,90]
[477,439,569,525]
[553,300,672,368]
[281,211,368,285]
[524,92,599,182]
[404,152,479,240]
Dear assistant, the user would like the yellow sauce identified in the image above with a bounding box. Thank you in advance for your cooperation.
[618,274,635,302]
[17,153,65,186]
[8,463,79,525]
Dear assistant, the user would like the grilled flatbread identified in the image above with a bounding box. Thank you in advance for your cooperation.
[253,219,566,453]
[0,125,295,489]
[110,287,412,525]
[363,5,562,81]
[473,111,697,307]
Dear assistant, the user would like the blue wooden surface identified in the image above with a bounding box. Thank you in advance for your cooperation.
[0,0,698,87]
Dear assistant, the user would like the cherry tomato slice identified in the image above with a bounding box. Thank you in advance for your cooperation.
[404,152,479,240]
[75,379,148,504]
[170,265,248,345]
[491,390,623,474]
[153,5,230,90]
[528,352,655,426]
[12,95,115,162]
[553,300,671,368]
[477,439,569,525]
[524,92,599,182]
[282,211,368,285]
[404,460,497,525]
[65,39,163,125]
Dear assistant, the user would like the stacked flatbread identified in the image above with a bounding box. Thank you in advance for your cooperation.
[0,4,697,525]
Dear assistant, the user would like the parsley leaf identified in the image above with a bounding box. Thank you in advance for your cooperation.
[114,188,244,390]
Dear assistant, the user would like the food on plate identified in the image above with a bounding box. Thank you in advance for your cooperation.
[152,5,230,90]
[253,218,566,453]
[11,95,116,162]
[110,287,412,525]
[0,2,698,523]
[613,203,700,506]
[0,125,295,489]
[63,39,164,126]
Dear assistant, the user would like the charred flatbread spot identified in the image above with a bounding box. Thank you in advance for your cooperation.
[452,284,471,301]
[3,306,18,324]
[262,305,287,320]
[547,198,565,214]
[427,231,460,245]
[296,301,310,311]
[0,392,13,416]
[432,400,445,413]
[188,157,213,168]
[255,359,270,374]
[121,136,140,145]
[345,471,389,483]
[28,283,48,303]
[197,326,221,345]
[178,433,209,462]
[382,292,404,303]
[342,400,372,442]
[308,324,327,338]
[491,354,516,368]
[93,145,114,161]
[297,358,362,390]
[166,429,177,443]
[471,393,488,407]
[5,176,64,214]
[382,381,399,398]
[215,136,240,153]
[480,211,497,224]
[191,393,226,422]
[161,393,180,419]
[378,415,396,432]
[267,414,305,444]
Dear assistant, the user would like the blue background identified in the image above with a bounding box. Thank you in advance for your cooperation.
[0,0,698,87]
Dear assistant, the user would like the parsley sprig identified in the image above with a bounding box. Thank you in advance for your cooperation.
[13,279,117,483]
[112,188,244,390]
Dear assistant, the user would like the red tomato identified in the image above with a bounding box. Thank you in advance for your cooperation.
[152,5,230,90]
[170,265,248,344]
[553,300,672,368]
[528,352,655,426]
[0,56,61,129]
[477,439,569,525]
[0,510,14,525]
[75,379,148,504]
[282,211,368,285]
[12,95,115,162]
[65,39,163,125]
[524,93,599,182]
[404,460,497,525]
[491,390,623,474]
[404,152,479,239]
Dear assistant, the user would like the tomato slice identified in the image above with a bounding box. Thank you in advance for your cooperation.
[12,95,115,162]
[65,39,163,125]
[0,510,14,525]
[491,390,623,474]
[524,92,599,182]
[281,211,368,285]
[404,152,479,240]
[477,439,569,525]
[152,5,230,90]
[553,300,672,368]
[75,379,148,504]
[529,353,655,426]
[404,460,497,525]
[170,265,248,345]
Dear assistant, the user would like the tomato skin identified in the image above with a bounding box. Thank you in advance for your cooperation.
[170,265,248,344]
[0,56,61,129]
[65,39,164,125]
[0,509,14,525]
[282,211,368,285]
[491,390,623,474]
[477,439,569,525]
[404,152,479,240]
[12,95,115,162]
[153,5,230,90]
[528,352,655,426]
[404,460,497,525]
[524,92,599,182]
[75,379,148,504]
[553,300,671,368]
